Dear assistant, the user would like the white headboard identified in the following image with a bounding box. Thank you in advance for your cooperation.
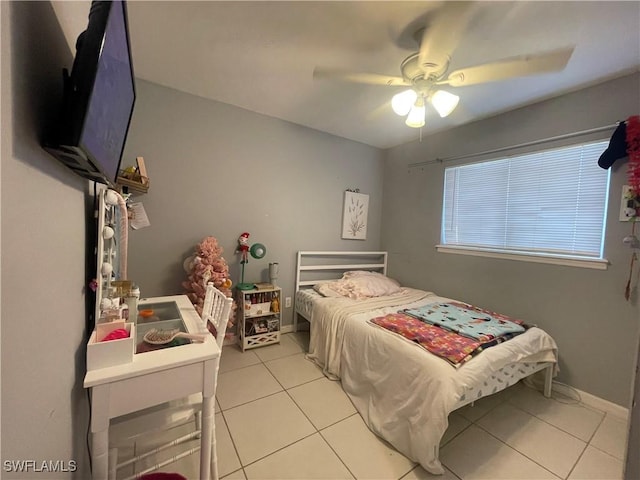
[295,251,388,292]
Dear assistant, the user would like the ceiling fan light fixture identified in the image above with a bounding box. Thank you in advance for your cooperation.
[391,89,418,116]
[405,96,426,128]
[431,90,460,118]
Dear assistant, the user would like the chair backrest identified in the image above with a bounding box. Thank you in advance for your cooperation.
[201,282,233,350]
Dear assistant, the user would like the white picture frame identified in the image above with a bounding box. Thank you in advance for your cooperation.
[342,191,369,240]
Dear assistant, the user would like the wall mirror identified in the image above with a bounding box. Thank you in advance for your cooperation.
[95,188,129,323]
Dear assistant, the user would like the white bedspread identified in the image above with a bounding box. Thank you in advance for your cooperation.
[304,288,558,474]
[306,288,432,379]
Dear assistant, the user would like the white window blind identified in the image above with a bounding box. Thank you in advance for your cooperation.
[441,140,611,260]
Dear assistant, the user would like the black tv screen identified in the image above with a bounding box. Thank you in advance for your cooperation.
[44,0,136,186]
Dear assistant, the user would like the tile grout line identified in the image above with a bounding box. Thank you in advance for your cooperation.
[237,430,319,473]
[252,334,358,476]
[475,389,625,477]
[565,446,588,480]
[218,408,244,479]
[277,334,375,479]
[220,334,320,476]
[316,413,361,480]
[251,334,366,479]
[583,441,628,462]
[504,390,607,444]
[447,385,607,479]
[288,332,421,480]
[472,421,566,479]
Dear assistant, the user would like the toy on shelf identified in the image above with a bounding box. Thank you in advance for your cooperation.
[271,291,280,313]
[116,156,150,195]
[237,232,250,263]
[236,231,267,290]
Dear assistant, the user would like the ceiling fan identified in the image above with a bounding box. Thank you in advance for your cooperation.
[313,2,574,128]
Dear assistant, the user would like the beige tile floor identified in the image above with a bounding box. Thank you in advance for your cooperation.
[112,333,628,480]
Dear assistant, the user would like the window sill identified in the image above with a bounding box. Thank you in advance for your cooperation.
[435,245,609,270]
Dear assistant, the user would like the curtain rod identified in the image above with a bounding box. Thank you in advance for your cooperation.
[408,123,618,168]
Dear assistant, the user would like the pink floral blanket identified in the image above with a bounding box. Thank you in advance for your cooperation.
[369,312,523,367]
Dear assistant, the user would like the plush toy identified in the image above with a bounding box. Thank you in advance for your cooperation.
[182,236,236,333]
[237,232,250,263]
[271,292,280,313]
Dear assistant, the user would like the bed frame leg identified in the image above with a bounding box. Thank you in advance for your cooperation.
[543,364,553,398]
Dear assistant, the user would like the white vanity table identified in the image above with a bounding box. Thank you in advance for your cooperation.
[84,189,220,479]
[84,295,220,480]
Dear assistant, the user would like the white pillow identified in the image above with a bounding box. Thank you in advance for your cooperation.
[312,272,401,299]
[313,282,346,298]
[343,270,384,277]
[344,273,401,297]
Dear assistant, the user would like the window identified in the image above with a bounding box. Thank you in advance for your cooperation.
[440,140,611,268]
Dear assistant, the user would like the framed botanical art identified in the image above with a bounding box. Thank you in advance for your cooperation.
[342,191,369,240]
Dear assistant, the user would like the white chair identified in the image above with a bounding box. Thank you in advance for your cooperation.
[110,283,233,480]
[199,282,233,480]
[201,282,234,351]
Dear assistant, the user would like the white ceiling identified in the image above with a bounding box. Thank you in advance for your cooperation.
[52,1,640,149]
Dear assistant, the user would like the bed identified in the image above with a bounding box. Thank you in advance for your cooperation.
[294,251,558,475]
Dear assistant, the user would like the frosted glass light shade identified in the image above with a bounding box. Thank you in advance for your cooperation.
[405,97,425,128]
[431,90,459,117]
[391,89,418,116]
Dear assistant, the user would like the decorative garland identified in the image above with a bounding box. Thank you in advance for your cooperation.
[624,115,640,301]
[626,115,640,195]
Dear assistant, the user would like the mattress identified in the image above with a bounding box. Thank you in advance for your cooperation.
[298,287,558,474]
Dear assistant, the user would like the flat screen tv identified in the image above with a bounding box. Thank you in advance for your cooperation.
[44,0,136,187]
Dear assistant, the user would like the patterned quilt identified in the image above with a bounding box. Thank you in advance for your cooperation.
[370,302,530,366]
[369,313,485,366]
[402,301,526,342]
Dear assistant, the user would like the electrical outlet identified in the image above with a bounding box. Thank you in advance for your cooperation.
[620,185,640,221]
[285,297,292,308]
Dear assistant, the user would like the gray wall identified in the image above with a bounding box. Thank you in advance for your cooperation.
[1,2,91,477]
[382,73,640,407]
[123,80,385,327]
[3,3,634,473]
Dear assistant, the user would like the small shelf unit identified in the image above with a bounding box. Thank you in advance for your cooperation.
[236,286,281,351]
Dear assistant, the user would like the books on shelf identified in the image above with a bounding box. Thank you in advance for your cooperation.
[254,282,274,290]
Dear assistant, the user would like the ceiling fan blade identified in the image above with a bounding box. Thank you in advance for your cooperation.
[441,47,575,87]
[313,68,410,86]
[418,2,475,76]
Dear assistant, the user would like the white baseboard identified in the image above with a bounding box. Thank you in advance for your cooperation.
[572,386,629,421]
[524,374,629,420]
[281,324,294,334]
